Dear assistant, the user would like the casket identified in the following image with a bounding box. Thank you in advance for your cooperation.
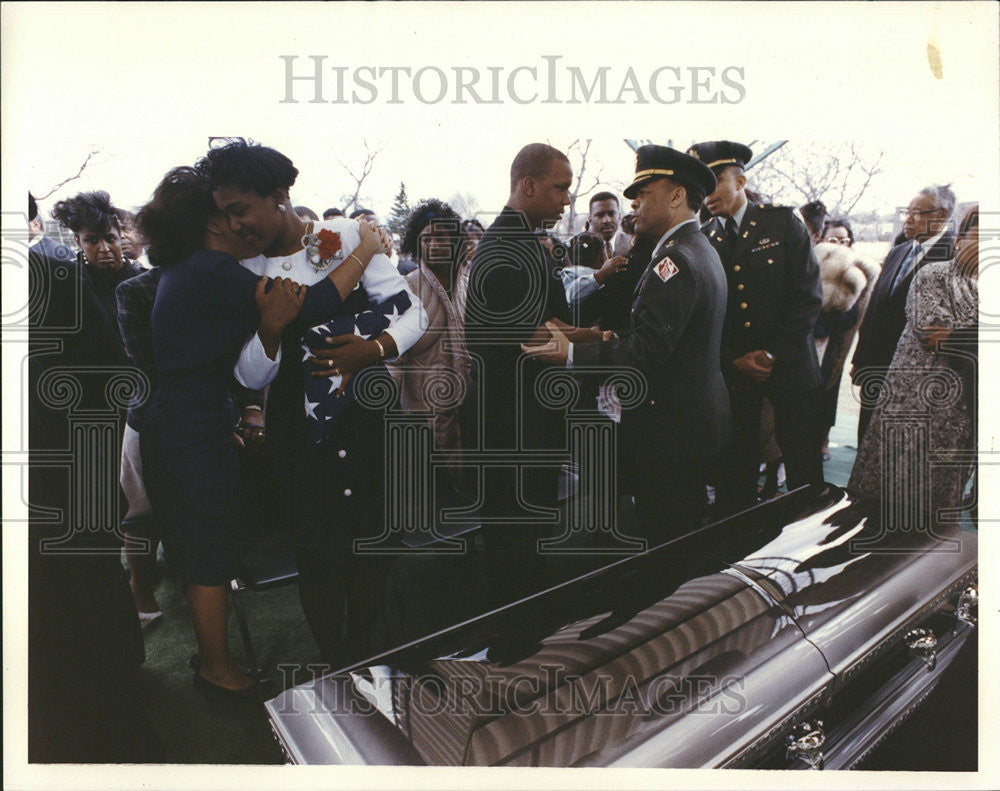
[265,484,977,769]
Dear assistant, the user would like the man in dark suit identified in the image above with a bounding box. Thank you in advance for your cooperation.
[583,191,622,260]
[28,192,75,261]
[463,142,573,603]
[851,184,956,443]
[524,145,730,545]
[574,192,650,331]
[688,140,824,514]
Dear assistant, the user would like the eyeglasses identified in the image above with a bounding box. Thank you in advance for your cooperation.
[898,208,941,219]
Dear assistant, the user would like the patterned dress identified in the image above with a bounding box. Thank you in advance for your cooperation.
[849,260,977,511]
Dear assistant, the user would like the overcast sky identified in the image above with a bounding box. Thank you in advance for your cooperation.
[3,3,1000,789]
[4,3,997,226]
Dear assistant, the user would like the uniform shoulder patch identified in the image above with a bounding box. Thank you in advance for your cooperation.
[655,256,680,282]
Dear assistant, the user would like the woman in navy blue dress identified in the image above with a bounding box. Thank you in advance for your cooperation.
[138,166,384,696]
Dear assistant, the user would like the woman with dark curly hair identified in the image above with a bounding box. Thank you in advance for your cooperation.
[388,200,471,462]
[51,191,158,615]
[136,165,381,697]
[51,191,142,328]
[31,191,160,759]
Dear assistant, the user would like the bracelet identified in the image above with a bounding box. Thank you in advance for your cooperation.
[373,338,386,360]
[345,253,365,270]
[243,405,263,412]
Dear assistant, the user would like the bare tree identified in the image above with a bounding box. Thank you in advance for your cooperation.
[557,139,604,236]
[35,148,103,201]
[338,139,385,215]
[748,142,886,217]
[447,191,483,222]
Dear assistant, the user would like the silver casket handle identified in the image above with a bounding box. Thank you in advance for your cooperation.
[786,720,825,770]
[956,585,978,628]
[904,628,938,671]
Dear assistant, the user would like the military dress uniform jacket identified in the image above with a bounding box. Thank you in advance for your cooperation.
[852,231,956,376]
[703,204,823,392]
[573,221,731,464]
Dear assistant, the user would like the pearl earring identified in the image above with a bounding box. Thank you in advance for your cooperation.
[278,204,287,212]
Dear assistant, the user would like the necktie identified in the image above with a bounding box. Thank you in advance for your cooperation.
[717,217,739,264]
[606,240,614,260]
[891,243,921,294]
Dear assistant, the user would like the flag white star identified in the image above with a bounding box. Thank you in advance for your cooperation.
[327,376,343,395]
[304,395,320,419]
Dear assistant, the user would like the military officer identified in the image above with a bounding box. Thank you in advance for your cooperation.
[687,140,824,513]
[524,145,731,546]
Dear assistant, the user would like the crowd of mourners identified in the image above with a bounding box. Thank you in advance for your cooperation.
[26,138,978,759]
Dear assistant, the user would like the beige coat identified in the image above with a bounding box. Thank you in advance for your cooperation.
[386,265,471,453]
[814,242,880,389]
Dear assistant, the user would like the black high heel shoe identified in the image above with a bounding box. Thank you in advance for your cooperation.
[192,669,260,702]
[189,653,253,677]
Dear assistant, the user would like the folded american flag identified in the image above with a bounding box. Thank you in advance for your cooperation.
[301,290,412,443]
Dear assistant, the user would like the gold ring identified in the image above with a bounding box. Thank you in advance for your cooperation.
[327,359,334,369]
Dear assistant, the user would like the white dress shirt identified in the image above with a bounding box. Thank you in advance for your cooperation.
[728,194,749,231]
[234,333,282,390]
[913,227,946,267]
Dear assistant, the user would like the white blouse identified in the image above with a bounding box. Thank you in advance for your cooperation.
[240,218,427,359]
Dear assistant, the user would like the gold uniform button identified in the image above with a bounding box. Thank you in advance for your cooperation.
[740,302,748,309]
[742,231,749,238]
[744,321,751,328]
[343,488,352,497]
[767,258,774,264]
[737,284,744,291]
[733,265,741,272]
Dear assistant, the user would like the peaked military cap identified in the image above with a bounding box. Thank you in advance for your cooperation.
[623,144,716,200]
[686,141,754,174]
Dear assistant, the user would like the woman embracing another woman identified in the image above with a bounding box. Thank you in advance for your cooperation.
[198,139,427,668]
[137,163,386,697]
